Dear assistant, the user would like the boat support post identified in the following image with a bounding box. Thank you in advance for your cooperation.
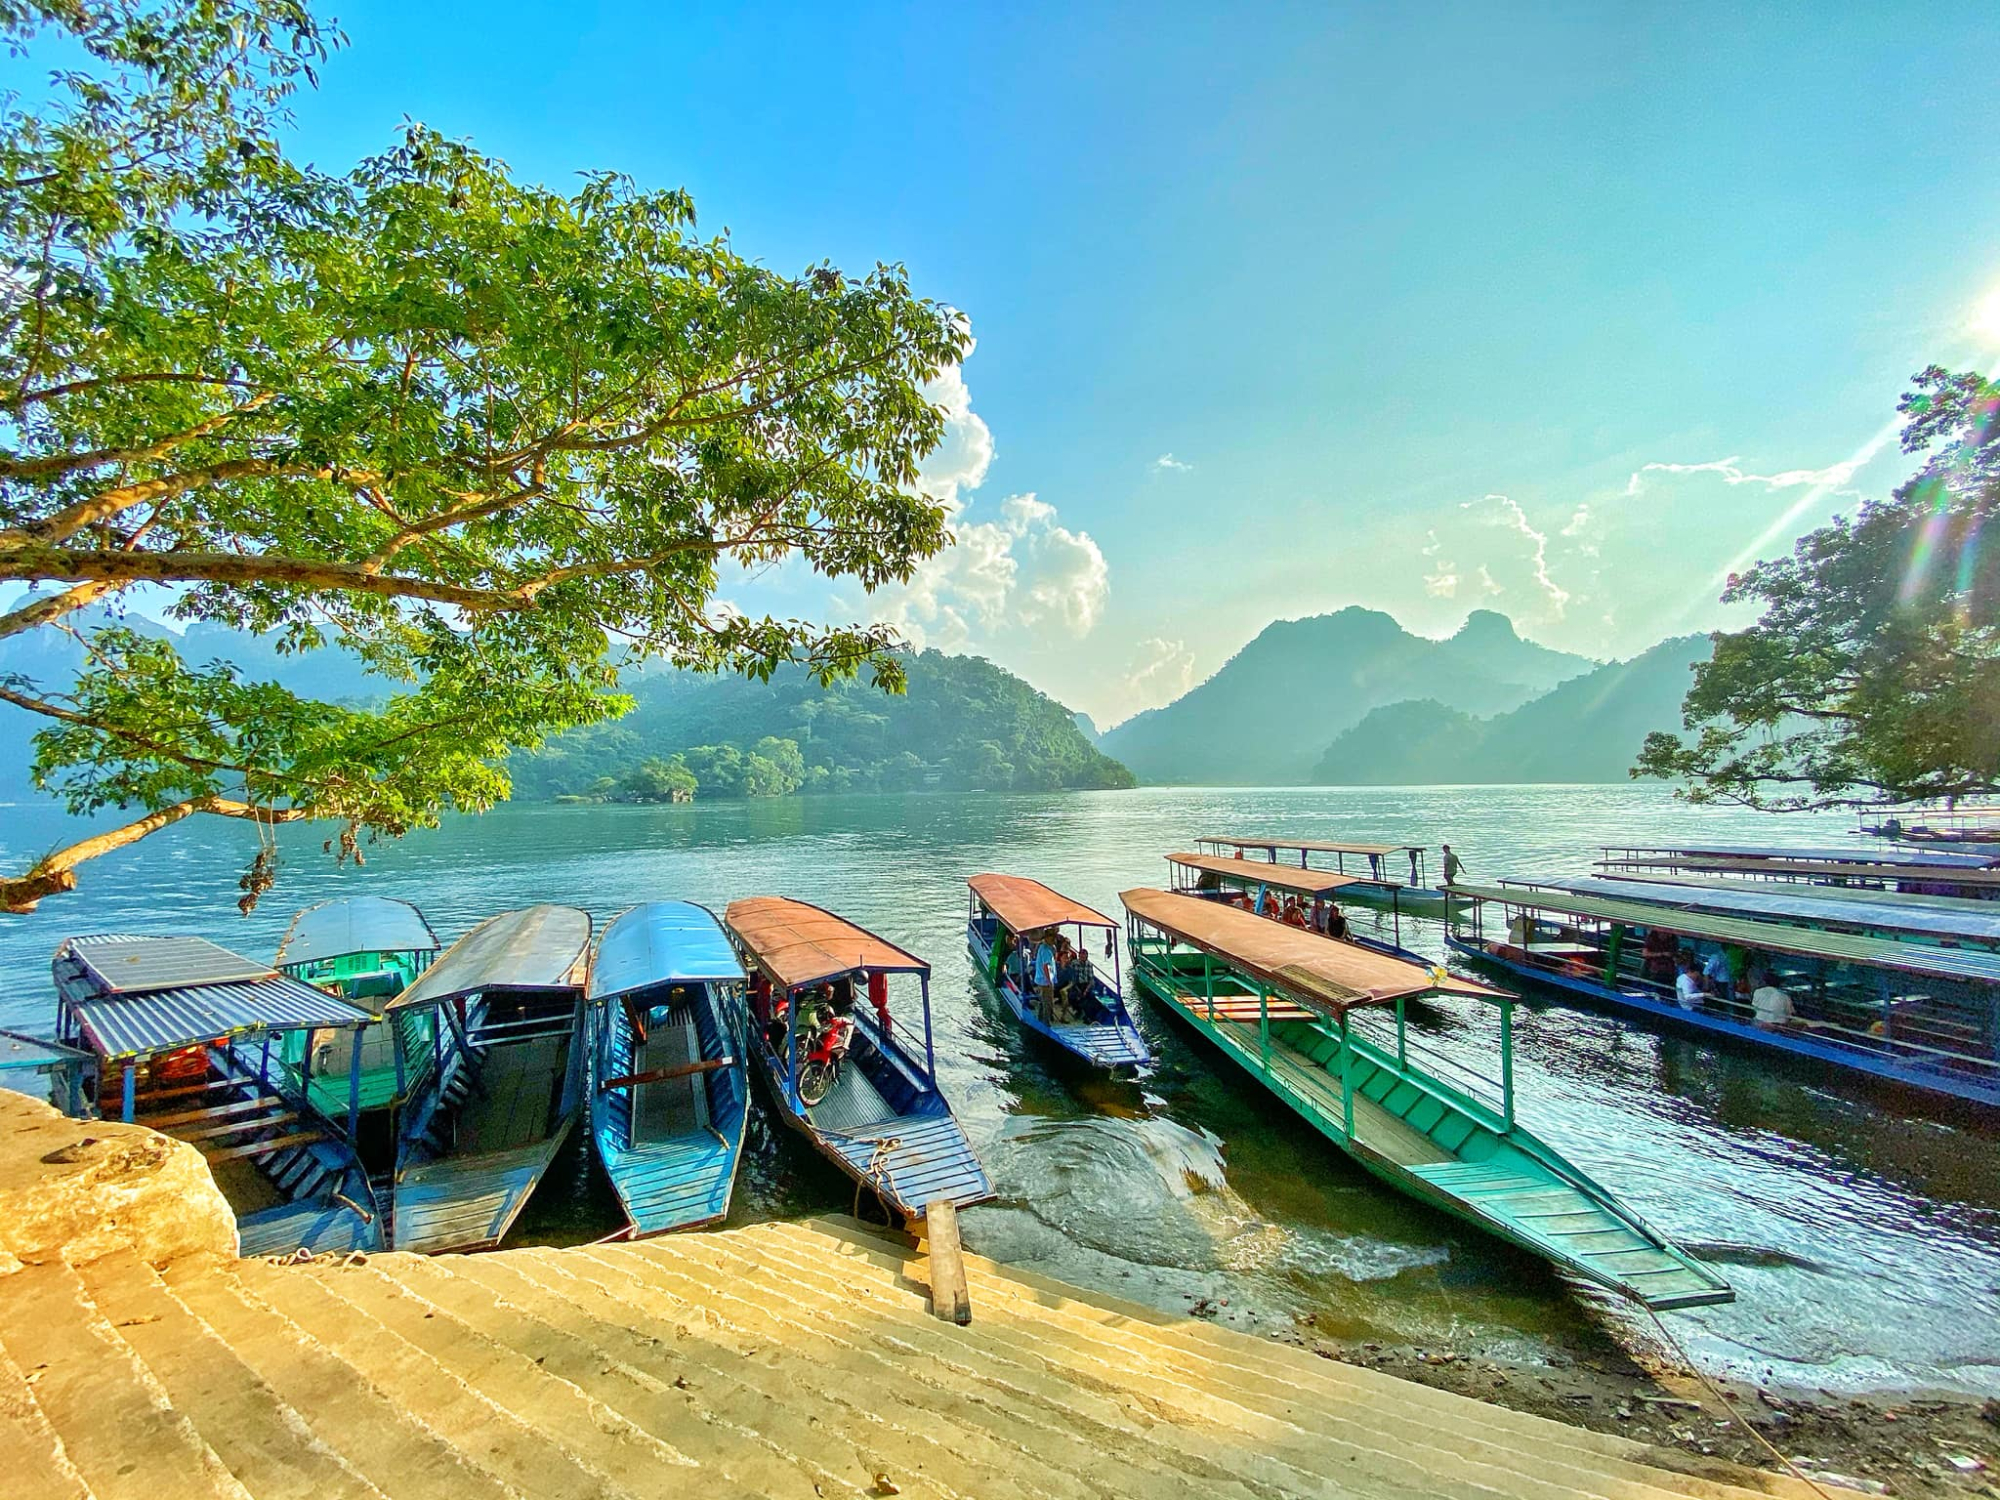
[1203,953,1215,1022]
[1338,1012,1355,1140]
[1257,982,1270,1072]
[1395,994,1407,1067]
[1603,924,1625,987]
[347,1027,364,1139]
[121,1056,136,1123]
[1500,997,1515,1133]
[921,974,937,1083]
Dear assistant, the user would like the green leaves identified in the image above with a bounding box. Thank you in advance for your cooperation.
[0,0,969,909]
[1637,367,2000,810]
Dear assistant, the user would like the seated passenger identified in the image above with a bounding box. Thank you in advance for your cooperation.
[1749,972,1796,1029]
[1675,956,1705,1011]
[1281,897,1310,929]
[1325,903,1349,941]
[1004,942,1027,985]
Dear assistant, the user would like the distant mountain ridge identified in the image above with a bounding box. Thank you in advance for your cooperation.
[1309,635,1712,785]
[1099,608,1595,785]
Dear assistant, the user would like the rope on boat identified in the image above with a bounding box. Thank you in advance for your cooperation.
[828,1128,904,1225]
[1641,1306,1839,1500]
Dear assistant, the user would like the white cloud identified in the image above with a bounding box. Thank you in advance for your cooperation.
[1627,455,1863,496]
[1420,528,1459,597]
[1123,637,1198,707]
[915,351,994,513]
[1462,494,1569,613]
[1153,453,1194,473]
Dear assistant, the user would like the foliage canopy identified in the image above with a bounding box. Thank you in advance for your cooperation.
[1637,367,2000,809]
[0,0,968,910]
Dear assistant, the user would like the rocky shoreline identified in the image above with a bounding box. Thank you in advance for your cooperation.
[1275,1317,1999,1499]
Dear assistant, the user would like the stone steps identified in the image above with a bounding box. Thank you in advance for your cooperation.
[0,1215,1834,1500]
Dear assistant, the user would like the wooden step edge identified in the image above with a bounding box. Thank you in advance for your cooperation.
[0,1337,93,1500]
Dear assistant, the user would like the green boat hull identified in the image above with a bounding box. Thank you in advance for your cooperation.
[1133,960,1731,1311]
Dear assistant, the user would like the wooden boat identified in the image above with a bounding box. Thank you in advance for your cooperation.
[51,934,384,1256]
[1597,842,2000,901]
[384,905,592,1253]
[724,896,990,1222]
[1121,889,1733,1311]
[588,901,749,1236]
[1195,835,1449,917]
[1445,879,2000,1111]
[1166,850,1427,959]
[965,874,1149,1070]
[274,895,441,1156]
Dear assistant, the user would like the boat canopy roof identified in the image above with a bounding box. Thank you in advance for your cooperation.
[388,904,592,1011]
[275,895,439,968]
[0,1028,91,1073]
[1554,875,2000,943]
[1199,835,1421,857]
[589,900,740,1000]
[1120,888,1506,1012]
[52,934,370,1059]
[1596,852,2000,887]
[1635,872,2000,916]
[1167,852,1362,899]
[1456,881,2000,986]
[725,896,927,991]
[1600,842,2000,870]
[968,873,1115,933]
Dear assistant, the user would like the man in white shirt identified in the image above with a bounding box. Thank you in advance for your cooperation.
[1675,956,1705,1011]
[1750,975,1795,1029]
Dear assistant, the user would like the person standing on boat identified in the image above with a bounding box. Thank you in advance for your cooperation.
[1442,843,1465,885]
[1033,933,1059,1021]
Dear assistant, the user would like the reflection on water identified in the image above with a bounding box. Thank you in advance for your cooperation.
[3,783,1997,1394]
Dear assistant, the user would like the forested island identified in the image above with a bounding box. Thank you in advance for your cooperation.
[511,649,1135,802]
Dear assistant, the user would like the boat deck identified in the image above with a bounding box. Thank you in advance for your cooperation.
[456,1035,568,1154]
[391,1124,573,1254]
[806,1066,989,1214]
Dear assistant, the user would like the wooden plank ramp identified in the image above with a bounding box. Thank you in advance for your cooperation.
[0,1214,1839,1500]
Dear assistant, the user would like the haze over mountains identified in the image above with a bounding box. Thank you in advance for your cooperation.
[1098,609,1598,784]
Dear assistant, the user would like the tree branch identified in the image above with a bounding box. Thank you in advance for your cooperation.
[0,392,278,481]
[0,580,118,640]
[0,796,310,914]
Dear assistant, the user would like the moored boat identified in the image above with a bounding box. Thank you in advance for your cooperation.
[384,904,592,1252]
[725,896,991,1221]
[274,894,441,1161]
[1195,835,1450,917]
[1121,888,1732,1310]
[1597,843,2000,901]
[1166,850,1425,958]
[51,934,384,1256]
[966,873,1149,1070]
[588,901,749,1236]
[1445,879,2000,1110]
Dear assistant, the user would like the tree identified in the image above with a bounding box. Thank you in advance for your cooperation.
[618,756,696,803]
[1636,366,2000,809]
[0,0,967,910]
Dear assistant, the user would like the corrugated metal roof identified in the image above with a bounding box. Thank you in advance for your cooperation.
[52,940,371,1059]
[1601,843,1999,869]
[64,934,274,994]
[1167,852,1363,899]
[968,874,1117,933]
[388,904,591,1011]
[590,901,740,1000]
[1454,882,2000,986]
[724,896,927,992]
[276,896,439,967]
[1561,876,2000,943]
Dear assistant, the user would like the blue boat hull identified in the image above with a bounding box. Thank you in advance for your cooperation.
[1445,934,2000,1111]
[590,982,748,1236]
[966,919,1150,1071]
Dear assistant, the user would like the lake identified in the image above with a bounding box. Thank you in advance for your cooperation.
[4,783,1996,1397]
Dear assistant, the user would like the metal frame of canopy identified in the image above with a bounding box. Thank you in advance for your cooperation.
[723,896,938,1102]
[1196,834,1431,890]
[1119,887,1520,1128]
[1166,851,1402,947]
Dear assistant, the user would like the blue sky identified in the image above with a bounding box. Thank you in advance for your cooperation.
[42,3,2000,724]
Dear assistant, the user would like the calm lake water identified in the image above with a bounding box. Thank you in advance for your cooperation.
[4,784,1996,1397]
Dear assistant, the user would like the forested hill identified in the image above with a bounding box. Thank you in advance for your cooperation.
[1309,635,1712,784]
[1099,608,1593,784]
[501,649,1136,799]
[0,619,1132,802]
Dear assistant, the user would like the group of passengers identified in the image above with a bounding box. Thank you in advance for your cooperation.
[1218,887,1350,940]
[1004,929,1097,1025]
[1652,939,1796,1029]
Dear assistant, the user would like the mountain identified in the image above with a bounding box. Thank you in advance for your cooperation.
[1071,711,1102,744]
[509,650,1135,797]
[1310,634,1711,784]
[1098,608,1593,785]
[1,615,1133,803]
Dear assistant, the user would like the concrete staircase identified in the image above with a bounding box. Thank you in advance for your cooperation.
[0,1215,1825,1500]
